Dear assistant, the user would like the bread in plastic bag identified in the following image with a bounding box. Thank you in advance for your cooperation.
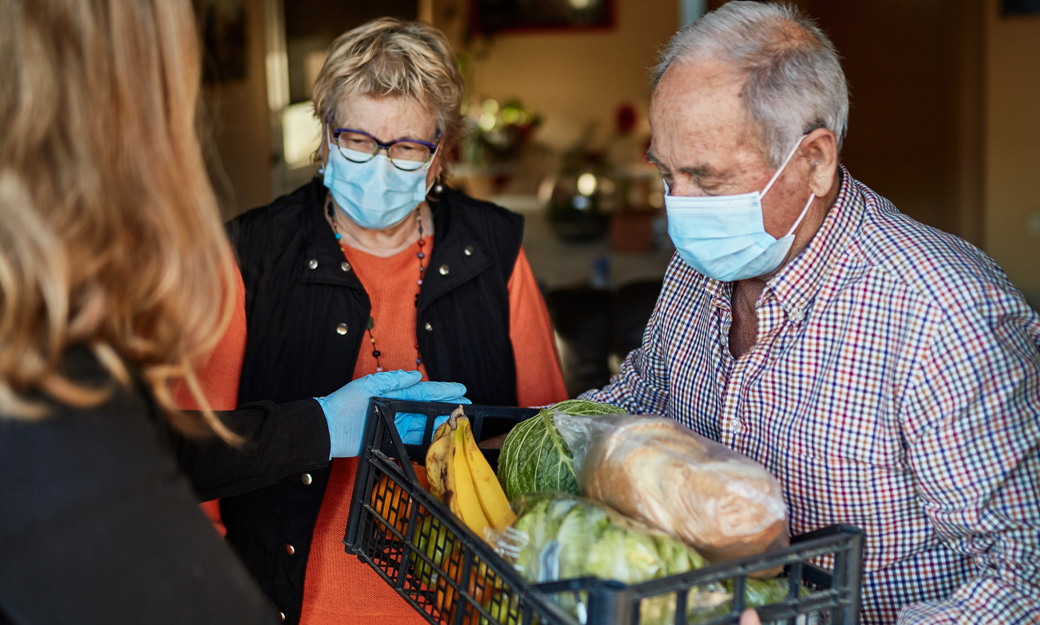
[553,412,789,567]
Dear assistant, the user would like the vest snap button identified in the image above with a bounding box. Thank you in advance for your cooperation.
[424,322,433,332]
[341,261,351,272]
[439,264,450,276]
[464,245,474,256]
[336,323,348,335]
[308,259,318,270]
[301,473,313,485]
[285,544,295,555]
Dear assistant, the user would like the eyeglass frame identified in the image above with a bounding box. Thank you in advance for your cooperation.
[326,113,439,171]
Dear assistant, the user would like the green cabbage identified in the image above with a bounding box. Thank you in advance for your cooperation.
[497,399,625,501]
[502,494,805,625]
[503,494,712,625]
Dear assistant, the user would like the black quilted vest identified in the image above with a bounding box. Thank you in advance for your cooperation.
[222,177,522,623]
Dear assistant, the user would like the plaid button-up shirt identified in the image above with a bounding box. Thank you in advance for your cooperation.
[581,167,1040,623]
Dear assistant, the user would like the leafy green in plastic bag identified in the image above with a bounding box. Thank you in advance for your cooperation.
[500,494,813,625]
[501,494,712,625]
[497,400,625,501]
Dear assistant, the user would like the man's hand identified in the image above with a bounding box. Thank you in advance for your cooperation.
[316,370,469,457]
[739,609,761,625]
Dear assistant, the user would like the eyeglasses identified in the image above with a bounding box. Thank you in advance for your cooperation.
[329,121,439,172]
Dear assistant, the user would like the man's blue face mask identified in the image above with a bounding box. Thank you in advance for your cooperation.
[664,136,815,282]
[322,130,431,231]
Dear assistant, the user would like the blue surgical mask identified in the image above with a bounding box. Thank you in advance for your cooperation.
[322,133,431,231]
[664,136,815,282]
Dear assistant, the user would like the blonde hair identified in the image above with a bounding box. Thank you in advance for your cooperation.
[0,0,238,442]
[312,18,465,157]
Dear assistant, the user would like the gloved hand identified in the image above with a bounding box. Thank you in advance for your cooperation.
[315,370,469,458]
[396,411,466,446]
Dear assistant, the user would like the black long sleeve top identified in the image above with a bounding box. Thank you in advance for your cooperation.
[0,348,331,624]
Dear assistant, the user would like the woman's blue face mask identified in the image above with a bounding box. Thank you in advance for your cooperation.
[322,130,431,231]
[664,136,814,282]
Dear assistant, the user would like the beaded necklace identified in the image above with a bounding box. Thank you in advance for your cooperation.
[326,199,426,372]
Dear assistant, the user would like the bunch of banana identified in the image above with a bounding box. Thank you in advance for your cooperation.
[426,406,518,540]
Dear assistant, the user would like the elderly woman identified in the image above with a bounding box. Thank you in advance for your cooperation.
[0,2,468,624]
[221,17,567,625]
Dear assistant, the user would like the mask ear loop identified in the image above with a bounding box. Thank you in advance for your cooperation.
[760,134,809,199]
[318,116,335,175]
[785,192,816,237]
[759,134,814,237]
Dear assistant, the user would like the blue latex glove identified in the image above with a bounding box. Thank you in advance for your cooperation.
[315,370,469,458]
[396,411,466,446]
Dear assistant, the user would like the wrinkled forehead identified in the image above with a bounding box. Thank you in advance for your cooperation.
[648,60,757,158]
[330,93,438,140]
[650,57,747,124]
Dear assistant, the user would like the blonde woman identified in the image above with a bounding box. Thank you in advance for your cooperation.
[222,17,567,625]
[0,2,465,623]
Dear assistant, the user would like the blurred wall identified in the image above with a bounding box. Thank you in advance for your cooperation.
[434,0,678,152]
[201,0,272,220]
[202,1,1039,305]
[805,0,984,244]
[985,2,1040,304]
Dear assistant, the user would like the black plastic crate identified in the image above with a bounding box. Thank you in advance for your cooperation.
[344,398,865,625]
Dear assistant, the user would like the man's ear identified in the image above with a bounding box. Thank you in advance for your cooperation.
[801,128,839,198]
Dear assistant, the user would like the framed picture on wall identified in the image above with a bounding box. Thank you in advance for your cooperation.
[1003,0,1040,14]
[470,0,615,34]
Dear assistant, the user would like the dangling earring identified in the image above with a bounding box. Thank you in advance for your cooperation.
[430,175,445,197]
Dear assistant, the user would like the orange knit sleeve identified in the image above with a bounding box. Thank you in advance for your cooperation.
[171,259,247,411]
[508,247,569,407]
[171,258,248,535]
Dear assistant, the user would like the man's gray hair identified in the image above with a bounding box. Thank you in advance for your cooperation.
[652,2,849,167]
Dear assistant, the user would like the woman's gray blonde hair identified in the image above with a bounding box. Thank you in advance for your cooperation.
[653,1,849,167]
[313,18,465,156]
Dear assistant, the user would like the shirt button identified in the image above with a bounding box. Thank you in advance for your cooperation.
[301,473,313,485]
[336,323,348,335]
[307,259,318,270]
[424,322,433,332]
[732,421,744,433]
[790,309,804,321]
[286,544,295,555]
[438,264,450,276]
[464,245,474,256]
[341,261,351,272]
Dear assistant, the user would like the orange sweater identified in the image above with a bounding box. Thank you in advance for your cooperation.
[191,238,566,625]
[170,262,249,536]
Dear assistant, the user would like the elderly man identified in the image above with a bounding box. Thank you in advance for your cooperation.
[581,2,1040,623]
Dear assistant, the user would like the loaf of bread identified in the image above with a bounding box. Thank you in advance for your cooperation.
[583,416,788,567]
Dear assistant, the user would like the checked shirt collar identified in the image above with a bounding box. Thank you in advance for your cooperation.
[699,165,863,319]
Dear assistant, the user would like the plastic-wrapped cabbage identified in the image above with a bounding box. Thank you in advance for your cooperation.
[690,578,811,624]
[497,400,624,501]
[497,494,806,625]
[508,494,679,583]
[497,494,725,625]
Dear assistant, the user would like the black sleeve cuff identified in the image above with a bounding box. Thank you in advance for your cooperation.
[174,399,331,501]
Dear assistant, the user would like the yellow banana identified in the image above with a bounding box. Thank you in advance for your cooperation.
[424,419,454,499]
[448,415,492,537]
[460,417,516,530]
[433,419,453,443]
